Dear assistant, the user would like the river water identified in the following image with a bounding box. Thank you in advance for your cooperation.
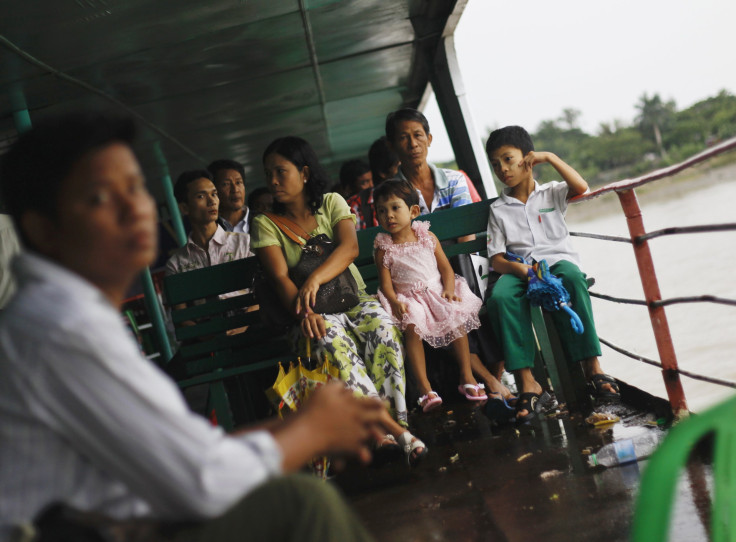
[564,160,736,413]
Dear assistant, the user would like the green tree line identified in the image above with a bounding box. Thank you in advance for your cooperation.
[529,89,736,186]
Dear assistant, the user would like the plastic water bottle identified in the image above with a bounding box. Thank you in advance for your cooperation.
[588,431,664,467]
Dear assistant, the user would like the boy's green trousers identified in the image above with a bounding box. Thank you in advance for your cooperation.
[487,260,601,371]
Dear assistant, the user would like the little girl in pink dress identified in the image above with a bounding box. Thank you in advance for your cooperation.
[373,179,487,412]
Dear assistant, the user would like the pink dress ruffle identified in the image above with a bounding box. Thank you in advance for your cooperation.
[374,220,482,348]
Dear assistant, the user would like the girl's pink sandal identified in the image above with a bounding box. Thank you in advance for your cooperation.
[458,383,488,401]
[418,391,442,412]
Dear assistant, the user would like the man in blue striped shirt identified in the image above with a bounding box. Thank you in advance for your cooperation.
[385,108,473,218]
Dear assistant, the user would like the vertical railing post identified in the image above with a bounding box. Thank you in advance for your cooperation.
[141,142,184,364]
[153,142,187,248]
[141,268,173,363]
[10,86,32,134]
[617,189,688,418]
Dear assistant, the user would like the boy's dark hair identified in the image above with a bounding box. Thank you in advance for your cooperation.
[372,178,419,209]
[174,169,213,203]
[385,108,430,143]
[207,159,245,183]
[262,136,329,215]
[339,159,370,194]
[247,186,271,210]
[368,136,399,186]
[0,111,136,249]
[485,125,535,157]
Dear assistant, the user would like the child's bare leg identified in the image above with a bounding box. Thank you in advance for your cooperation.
[469,354,513,400]
[450,334,481,397]
[404,326,433,397]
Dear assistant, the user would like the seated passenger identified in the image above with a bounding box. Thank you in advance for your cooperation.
[165,169,254,335]
[373,179,487,412]
[246,186,273,231]
[0,111,378,541]
[485,125,621,422]
[348,136,400,230]
[208,158,249,233]
[251,136,428,465]
[385,108,512,403]
[339,158,373,199]
[165,169,252,276]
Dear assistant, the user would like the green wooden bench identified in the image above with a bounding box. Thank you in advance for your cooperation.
[162,199,589,429]
[163,256,298,430]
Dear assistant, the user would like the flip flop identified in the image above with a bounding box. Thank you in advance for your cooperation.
[484,391,517,424]
[458,383,488,401]
[588,374,621,403]
[418,391,443,412]
[514,391,555,423]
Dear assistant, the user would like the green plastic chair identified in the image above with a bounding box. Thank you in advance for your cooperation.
[632,395,736,541]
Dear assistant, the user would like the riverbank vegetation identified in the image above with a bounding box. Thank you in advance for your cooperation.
[444,90,736,188]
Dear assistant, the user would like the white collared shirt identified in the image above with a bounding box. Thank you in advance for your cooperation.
[487,180,581,267]
[217,207,250,234]
[165,225,253,276]
[0,253,282,532]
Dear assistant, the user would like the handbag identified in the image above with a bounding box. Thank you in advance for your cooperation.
[254,213,360,326]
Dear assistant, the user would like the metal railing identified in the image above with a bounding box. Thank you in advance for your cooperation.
[570,136,736,417]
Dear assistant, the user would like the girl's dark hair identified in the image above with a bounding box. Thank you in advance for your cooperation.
[372,178,419,209]
[485,125,535,156]
[262,136,329,215]
[368,136,399,185]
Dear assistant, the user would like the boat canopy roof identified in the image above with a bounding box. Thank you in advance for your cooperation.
[0,0,466,199]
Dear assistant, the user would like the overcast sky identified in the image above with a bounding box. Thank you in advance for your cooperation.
[425,0,736,162]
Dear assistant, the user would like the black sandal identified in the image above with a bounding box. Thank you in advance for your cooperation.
[514,391,554,423]
[588,374,621,402]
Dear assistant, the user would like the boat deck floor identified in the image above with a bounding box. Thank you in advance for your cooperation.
[333,394,712,542]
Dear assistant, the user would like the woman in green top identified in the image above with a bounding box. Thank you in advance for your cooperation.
[251,136,426,465]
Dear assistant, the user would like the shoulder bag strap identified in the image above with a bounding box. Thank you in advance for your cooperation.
[263,212,311,246]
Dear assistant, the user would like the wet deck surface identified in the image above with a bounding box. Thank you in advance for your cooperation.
[333,393,713,542]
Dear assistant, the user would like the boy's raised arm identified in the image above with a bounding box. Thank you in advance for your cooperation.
[523,151,588,198]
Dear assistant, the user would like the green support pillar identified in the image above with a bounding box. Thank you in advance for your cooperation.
[140,142,186,363]
[10,86,32,134]
[154,142,187,248]
[141,267,173,362]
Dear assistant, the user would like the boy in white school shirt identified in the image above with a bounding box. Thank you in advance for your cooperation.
[0,111,378,542]
[484,125,620,423]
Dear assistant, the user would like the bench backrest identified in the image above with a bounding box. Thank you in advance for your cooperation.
[163,256,294,382]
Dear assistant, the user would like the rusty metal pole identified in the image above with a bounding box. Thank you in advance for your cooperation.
[617,189,688,418]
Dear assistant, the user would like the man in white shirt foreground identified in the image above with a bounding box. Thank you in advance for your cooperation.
[0,111,379,542]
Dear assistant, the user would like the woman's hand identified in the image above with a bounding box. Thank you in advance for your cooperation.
[295,276,321,315]
[300,311,327,340]
[442,289,461,302]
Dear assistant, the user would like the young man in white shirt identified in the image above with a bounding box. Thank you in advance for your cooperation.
[165,169,252,276]
[0,111,379,542]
